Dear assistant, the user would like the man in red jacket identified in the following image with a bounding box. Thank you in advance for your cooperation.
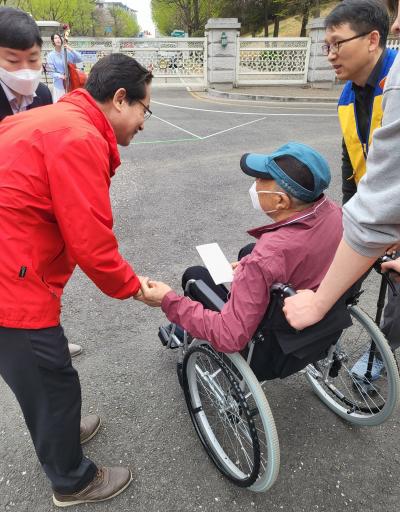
[0,53,152,506]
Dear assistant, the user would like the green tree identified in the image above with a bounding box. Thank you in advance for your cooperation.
[152,0,181,35]
[108,5,140,37]
[18,0,97,35]
[152,0,218,36]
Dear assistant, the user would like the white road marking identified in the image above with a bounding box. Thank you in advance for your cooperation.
[202,117,267,139]
[152,115,202,139]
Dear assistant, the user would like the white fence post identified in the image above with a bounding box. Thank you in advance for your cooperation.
[205,18,241,87]
[307,17,336,87]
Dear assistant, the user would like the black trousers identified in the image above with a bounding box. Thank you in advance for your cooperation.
[0,325,97,494]
[181,242,256,302]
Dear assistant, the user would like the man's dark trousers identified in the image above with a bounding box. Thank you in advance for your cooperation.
[0,325,97,493]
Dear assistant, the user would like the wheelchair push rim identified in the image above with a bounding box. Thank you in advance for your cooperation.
[182,343,280,491]
[306,305,400,426]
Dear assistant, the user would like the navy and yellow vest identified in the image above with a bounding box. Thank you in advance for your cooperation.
[337,48,397,185]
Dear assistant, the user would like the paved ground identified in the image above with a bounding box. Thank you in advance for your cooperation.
[0,88,398,512]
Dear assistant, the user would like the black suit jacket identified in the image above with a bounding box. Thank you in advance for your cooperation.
[0,82,52,121]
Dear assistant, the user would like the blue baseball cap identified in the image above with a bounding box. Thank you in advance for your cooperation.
[240,142,331,203]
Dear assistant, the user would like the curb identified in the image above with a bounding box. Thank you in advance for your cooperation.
[207,87,338,104]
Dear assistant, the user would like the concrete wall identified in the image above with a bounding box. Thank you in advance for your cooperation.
[205,18,240,86]
[306,18,336,88]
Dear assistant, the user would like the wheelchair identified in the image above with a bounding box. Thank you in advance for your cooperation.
[158,259,400,493]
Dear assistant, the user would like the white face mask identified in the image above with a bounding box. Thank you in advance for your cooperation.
[0,66,42,96]
[249,182,286,214]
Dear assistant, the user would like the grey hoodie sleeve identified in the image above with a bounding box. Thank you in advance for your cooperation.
[343,51,400,257]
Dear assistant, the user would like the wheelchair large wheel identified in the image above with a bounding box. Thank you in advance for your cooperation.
[182,343,280,491]
[306,305,400,426]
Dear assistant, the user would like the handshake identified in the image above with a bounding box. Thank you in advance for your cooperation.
[133,260,241,308]
[133,276,172,307]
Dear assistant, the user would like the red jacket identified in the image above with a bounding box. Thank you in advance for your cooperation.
[0,89,140,329]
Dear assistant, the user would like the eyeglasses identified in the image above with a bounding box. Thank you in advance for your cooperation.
[137,99,152,121]
[321,31,371,56]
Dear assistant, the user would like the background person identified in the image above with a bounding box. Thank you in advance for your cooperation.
[0,54,152,507]
[46,32,82,102]
[283,1,400,331]
[324,0,400,376]
[0,7,52,121]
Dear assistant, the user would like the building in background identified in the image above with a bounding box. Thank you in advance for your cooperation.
[95,1,137,17]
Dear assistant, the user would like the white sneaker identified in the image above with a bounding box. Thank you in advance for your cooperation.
[68,343,83,358]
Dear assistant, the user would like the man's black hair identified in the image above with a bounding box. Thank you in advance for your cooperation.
[85,54,153,104]
[325,0,389,47]
[0,7,42,50]
[274,155,315,194]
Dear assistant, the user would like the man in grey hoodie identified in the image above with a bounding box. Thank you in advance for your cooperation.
[283,0,400,329]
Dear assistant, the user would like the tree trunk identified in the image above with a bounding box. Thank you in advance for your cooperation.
[300,1,311,37]
[314,0,321,18]
[264,0,269,37]
[273,16,279,37]
[193,0,200,33]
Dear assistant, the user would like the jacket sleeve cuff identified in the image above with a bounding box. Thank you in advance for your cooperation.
[161,290,180,314]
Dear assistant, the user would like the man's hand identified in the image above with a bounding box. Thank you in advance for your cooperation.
[132,275,148,302]
[381,257,400,283]
[139,278,172,307]
[283,290,325,330]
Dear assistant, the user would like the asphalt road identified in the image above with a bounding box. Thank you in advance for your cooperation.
[0,89,397,512]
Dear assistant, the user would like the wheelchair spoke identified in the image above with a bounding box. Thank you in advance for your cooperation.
[183,346,262,485]
[306,305,399,426]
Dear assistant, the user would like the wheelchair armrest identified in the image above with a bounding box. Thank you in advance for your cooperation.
[187,280,226,312]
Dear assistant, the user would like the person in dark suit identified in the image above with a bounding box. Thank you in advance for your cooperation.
[0,7,52,122]
[0,7,81,358]
[0,81,52,120]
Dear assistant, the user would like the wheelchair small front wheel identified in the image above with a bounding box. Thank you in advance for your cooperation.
[182,344,280,491]
[306,305,400,426]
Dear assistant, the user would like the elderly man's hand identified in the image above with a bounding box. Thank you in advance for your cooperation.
[139,278,172,307]
[283,289,325,330]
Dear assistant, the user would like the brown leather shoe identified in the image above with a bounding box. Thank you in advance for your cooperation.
[80,414,101,445]
[53,467,132,507]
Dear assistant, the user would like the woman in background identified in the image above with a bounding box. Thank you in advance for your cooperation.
[46,33,82,102]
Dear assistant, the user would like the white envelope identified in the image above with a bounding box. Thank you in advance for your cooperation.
[196,243,234,285]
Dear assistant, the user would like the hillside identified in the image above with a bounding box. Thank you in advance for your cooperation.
[264,1,340,37]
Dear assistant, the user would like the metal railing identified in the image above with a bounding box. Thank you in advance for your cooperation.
[42,37,207,88]
[236,37,311,85]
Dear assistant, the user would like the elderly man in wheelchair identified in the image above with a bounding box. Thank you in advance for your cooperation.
[140,142,399,492]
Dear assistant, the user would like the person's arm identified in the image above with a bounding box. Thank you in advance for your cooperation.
[141,257,275,353]
[66,47,83,64]
[46,53,65,80]
[283,239,375,329]
[283,55,400,330]
[47,130,141,299]
[342,53,400,257]
[341,140,357,205]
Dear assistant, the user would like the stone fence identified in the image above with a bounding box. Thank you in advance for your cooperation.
[40,18,399,90]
